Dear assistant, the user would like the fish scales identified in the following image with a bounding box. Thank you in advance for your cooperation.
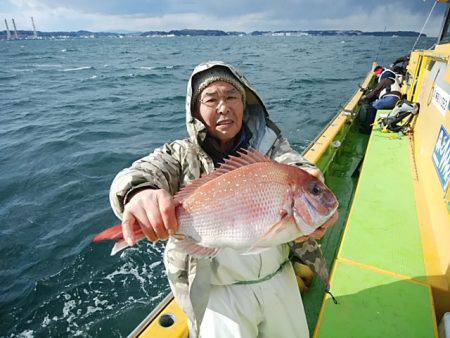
[177,162,292,248]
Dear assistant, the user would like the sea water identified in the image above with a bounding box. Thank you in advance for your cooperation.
[0,35,434,337]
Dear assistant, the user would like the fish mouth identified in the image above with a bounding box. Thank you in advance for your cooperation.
[293,211,317,235]
[293,195,338,235]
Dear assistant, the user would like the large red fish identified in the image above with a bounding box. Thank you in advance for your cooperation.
[94,149,338,256]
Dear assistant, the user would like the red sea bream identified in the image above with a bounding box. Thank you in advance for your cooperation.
[93,149,338,256]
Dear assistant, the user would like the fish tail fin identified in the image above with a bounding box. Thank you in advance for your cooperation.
[110,233,146,256]
[111,239,129,256]
[92,224,124,242]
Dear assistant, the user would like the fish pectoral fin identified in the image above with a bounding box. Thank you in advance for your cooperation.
[242,215,297,255]
[178,237,219,258]
[260,214,296,241]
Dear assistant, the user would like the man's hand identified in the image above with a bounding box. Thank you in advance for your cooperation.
[122,189,179,246]
[294,211,339,243]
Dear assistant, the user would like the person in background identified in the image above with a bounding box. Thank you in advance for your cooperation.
[359,65,402,132]
[109,61,337,338]
[391,55,410,76]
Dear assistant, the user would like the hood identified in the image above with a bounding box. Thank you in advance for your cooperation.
[186,61,280,148]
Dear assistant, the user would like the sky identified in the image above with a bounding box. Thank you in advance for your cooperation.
[0,0,446,36]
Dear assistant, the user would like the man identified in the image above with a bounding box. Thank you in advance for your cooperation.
[359,66,402,133]
[391,55,410,76]
[109,61,337,337]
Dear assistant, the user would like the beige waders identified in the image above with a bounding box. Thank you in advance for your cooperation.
[200,252,309,338]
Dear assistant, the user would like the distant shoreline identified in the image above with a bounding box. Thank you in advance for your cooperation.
[0,29,428,41]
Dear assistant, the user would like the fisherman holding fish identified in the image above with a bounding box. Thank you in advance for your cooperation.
[107,61,338,338]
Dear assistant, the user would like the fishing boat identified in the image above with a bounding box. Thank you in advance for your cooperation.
[128,2,450,337]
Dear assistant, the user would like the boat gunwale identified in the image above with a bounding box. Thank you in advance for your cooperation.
[128,292,174,338]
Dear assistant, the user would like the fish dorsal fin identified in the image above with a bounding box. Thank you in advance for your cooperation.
[174,148,272,204]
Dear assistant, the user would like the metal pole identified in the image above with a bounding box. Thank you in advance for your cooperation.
[31,17,38,38]
[11,18,19,39]
[4,19,11,40]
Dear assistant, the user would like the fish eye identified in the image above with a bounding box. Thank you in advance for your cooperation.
[310,183,322,196]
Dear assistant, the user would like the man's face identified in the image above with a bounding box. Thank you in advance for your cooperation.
[197,81,244,144]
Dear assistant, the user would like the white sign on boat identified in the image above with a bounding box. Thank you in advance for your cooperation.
[432,85,450,117]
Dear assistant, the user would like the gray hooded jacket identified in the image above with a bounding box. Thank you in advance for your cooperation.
[109,61,329,336]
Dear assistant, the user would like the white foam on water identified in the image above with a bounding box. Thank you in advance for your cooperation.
[139,66,154,70]
[105,261,147,285]
[62,300,77,321]
[85,305,102,316]
[93,296,108,307]
[33,64,62,68]
[63,66,93,72]
[149,293,164,303]
[16,330,34,338]
[149,261,161,269]
[13,69,33,73]
[42,315,51,327]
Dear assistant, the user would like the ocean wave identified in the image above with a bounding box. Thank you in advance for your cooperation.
[0,74,18,81]
[12,68,33,73]
[127,95,185,111]
[117,72,167,81]
[32,64,62,68]
[70,130,128,143]
[149,65,182,70]
[289,76,360,87]
[0,122,40,137]
[62,66,93,72]
[34,55,56,60]
[14,51,35,57]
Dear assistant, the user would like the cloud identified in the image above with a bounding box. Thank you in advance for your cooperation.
[1,0,445,36]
